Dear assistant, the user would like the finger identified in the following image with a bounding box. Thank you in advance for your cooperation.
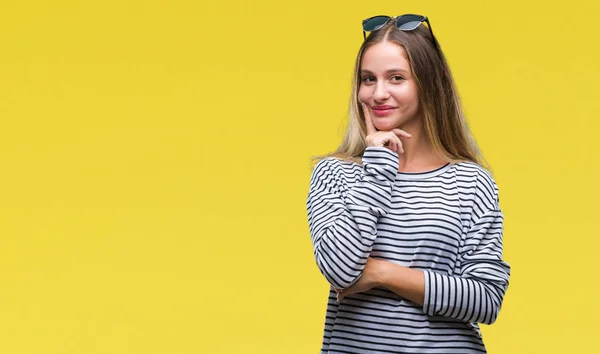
[392,129,412,138]
[361,102,376,136]
[383,133,397,150]
[395,137,403,154]
[387,135,400,153]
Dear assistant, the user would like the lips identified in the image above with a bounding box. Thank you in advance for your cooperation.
[371,106,397,117]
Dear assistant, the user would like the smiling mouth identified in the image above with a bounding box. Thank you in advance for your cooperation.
[372,106,396,110]
[372,107,397,116]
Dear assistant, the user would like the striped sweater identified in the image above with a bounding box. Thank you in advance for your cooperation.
[306,146,510,353]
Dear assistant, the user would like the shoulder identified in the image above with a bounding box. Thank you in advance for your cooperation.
[311,156,349,177]
[310,156,360,187]
[452,161,496,186]
[452,161,500,209]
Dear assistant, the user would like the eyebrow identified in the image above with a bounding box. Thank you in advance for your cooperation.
[360,69,409,75]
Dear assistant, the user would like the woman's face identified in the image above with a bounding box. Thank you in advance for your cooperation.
[358,41,421,131]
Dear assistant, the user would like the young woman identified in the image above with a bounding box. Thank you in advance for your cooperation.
[306,14,510,353]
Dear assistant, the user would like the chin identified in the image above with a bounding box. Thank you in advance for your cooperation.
[375,119,403,131]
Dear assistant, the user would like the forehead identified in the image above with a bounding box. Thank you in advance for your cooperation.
[360,41,410,72]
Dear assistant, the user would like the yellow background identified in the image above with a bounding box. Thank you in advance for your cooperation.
[0,0,598,353]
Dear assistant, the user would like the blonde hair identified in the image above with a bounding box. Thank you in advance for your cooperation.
[310,21,490,171]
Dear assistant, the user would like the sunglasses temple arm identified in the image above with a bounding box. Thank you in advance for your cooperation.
[425,18,441,51]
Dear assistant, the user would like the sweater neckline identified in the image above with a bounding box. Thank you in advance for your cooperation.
[395,162,453,181]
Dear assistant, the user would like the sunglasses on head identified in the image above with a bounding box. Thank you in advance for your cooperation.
[362,14,440,51]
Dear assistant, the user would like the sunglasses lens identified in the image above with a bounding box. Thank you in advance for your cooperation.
[363,16,390,32]
[396,15,425,30]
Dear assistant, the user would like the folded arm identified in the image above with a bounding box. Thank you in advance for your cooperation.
[306,147,399,289]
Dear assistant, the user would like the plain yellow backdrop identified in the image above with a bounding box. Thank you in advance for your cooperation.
[0,0,598,353]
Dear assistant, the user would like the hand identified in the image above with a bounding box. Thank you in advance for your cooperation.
[335,257,386,302]
[361,102,411,153]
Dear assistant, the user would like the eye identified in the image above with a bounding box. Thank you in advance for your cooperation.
[391,75,405,82]
[361,76,375,83]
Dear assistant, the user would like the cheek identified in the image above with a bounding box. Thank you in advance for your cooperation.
[392,85,419,104]
[357,87,369,101]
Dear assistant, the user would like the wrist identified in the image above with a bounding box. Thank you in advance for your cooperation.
[374,259,391,287]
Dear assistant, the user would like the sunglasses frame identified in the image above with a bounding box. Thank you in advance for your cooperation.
[362,14,440,52]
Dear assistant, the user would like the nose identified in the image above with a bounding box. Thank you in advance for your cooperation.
[372,82,390,102]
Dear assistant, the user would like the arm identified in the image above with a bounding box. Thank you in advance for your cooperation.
[306,146,398,289]
[334,257,425,303]
[378,179,510,325]
[378,261,425,305]
[422,207,510,324]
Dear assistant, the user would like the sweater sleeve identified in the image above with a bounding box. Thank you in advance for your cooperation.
[306,147,399,290]
[422,174,511,325]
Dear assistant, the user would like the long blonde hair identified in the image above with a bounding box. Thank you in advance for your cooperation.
[310,21,490,171]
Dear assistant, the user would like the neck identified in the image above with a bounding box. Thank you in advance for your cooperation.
[396,119,446,172]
